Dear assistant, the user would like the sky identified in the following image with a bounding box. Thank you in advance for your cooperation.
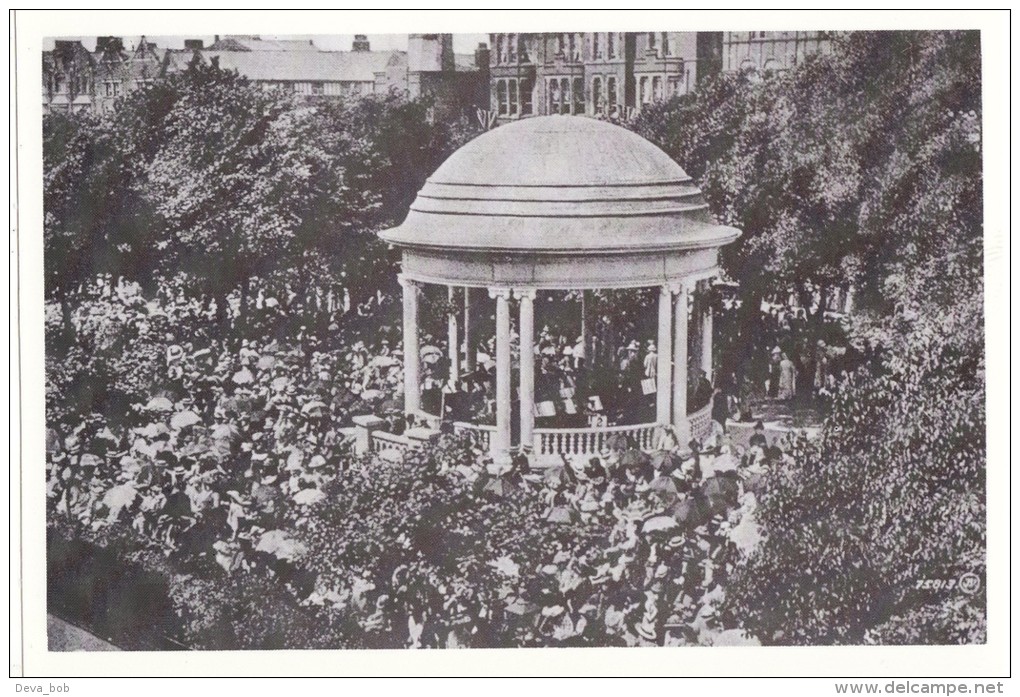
[43,34,491,54]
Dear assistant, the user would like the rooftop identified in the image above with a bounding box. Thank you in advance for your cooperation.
[171,49,405,83]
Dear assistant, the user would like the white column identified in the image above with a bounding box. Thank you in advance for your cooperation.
[516,288,536,453]
[400,275,421,415]
[689,288,702,372]
[447,286,460,384]
[672,281,690,443]
[463,288,475,372]
[580,289,590,365]
[656,285,673,425]
[700,283,713,381]
[490,287,513,461]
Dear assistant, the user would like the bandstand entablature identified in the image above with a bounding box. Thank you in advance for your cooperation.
[398,245,723,291]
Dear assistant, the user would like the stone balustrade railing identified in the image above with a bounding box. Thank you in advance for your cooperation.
[452,421,496,452]
[533,422,659,466]
[354,402,716,464]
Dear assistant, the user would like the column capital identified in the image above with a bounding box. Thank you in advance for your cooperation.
[513,287,537,301]
[488,286,513,300]
[665,280,689,296]
[397,274,421,290]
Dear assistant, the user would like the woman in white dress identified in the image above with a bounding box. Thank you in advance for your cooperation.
[777,352,797,401]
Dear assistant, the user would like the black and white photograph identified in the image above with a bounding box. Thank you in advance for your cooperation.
[10,8,1011,682]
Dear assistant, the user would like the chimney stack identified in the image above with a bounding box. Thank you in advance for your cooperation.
[475,42,490,70]
[352,34,370,52]
[184,39,204,51]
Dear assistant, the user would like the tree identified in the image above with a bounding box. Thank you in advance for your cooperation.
[713,32,985,645]
[723,322,984,644]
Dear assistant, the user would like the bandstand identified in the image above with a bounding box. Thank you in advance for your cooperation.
[377,116,740,465]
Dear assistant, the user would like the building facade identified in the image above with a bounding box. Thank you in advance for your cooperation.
[486,31,834,123]
[43,36,167,115]
[44,34,488,118]
[42,40,96,114]
[487,32,722,122]
[721,31,835,72]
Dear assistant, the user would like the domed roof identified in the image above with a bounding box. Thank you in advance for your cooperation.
[380,115,739,254]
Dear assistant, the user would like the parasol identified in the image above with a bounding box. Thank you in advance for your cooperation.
[545,505,579,525]
[231,368,255,385]
[542,464,572,488]
[649,475,680,497]
[619,448,651,469]
[144,396,174,413]
[170,410,201,430]
[255,529,307,562]
[605,433,631,452]
[301,400,328,415]
[701,475,740,514]
[668,494,711,529]
[293,488,325,506]
[650,449,684,473]
[641,514,680,534]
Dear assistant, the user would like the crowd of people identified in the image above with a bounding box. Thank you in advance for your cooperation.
[712,294,862,424]
[300,416,790,648]
[44,272,817,648]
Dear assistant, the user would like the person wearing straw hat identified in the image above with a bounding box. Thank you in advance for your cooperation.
[643,340,658,379]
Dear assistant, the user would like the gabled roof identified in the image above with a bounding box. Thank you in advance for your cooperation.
[44,40,96,72]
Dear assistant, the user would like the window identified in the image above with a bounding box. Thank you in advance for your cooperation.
[518,35,529,63]
[311,82,324,95]
[520,75,533,115]
[593,33,602,60]
[607,76,618,114]
[653,75,662,102]
[661,33,671,56]
[507,34,517,63]
[667,75,681,98]
[639,76,649,104]
[648,32,657,53]
[495,35,504,64]
[607,32,616,59]
[104,80,120,97]
[549,79,560,114]
[557,34,566,56]
[572,77,583,114]
[497,80,508,115]
[568,34,577,61]
[54,74,65,94]
[508,78,519,115]
[592,76,602,114]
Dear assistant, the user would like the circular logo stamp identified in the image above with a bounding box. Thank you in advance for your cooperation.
[958,572,981,595]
